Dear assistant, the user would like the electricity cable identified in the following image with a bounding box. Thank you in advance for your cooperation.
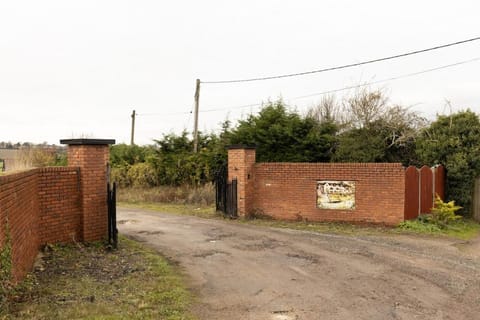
[201,36,480,84]
[201,57,480,111]
[136,56,479,116]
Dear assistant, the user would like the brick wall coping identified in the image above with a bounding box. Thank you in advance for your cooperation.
[0,169,38,184]
[255,162,404,167]
[38,167,79,173]
[227,144,256,150]
[60,138,116,145]
[0,167,79,184]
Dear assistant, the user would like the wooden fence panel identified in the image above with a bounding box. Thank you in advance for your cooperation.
[404,166,420,220]
[420,166,433,214]
[404,164,445,220]
[474,177,480,222]
[433,165,445,200]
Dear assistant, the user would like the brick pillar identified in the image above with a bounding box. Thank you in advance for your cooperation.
[60,139,115,242]
[227,145,256,217]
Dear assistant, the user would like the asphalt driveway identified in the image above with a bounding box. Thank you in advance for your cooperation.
[118,207,480,320]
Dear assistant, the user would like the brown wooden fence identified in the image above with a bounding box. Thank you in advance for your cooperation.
[474,177,480,222]
[404,165,445,220]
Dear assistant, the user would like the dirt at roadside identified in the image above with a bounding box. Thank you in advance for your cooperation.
[119,207,480,320]
[6,243,144,314]
[4,239,193,320]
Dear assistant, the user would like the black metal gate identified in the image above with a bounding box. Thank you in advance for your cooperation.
[107,182,118,248]
[215,165,238,217]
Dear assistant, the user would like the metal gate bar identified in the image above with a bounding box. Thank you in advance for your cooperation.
[215,165,238,218]
[226,179,237,217]
[107,182,118,248]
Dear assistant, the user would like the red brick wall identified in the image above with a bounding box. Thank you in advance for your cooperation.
[0,142,110,282]
[228,148,406,225]
[0,170,40,282]
[252,163,405,225]
[38,167,82,244]
[0,167,84,281]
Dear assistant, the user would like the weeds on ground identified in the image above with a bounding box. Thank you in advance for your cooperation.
[117,184,218,219]
[1,236,194,320]
[397,196,480,239]
[119,202,218,219]
[239,217,394,236]
[398,217,480,240]
[240,214,480,240]
[0,225,13,314]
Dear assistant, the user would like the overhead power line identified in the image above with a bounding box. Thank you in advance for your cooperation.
[136,111,192,116]
[201,36,480,84]
[291,57,480,100]
[201,57,480,112]
[202,102,261,113]
[135,56,479,118]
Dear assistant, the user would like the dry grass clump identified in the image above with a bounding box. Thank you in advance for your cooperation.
[2,147,65,172]
[18,148,56,168]
[117,184,215,207]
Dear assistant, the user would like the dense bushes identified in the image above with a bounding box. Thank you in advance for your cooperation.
[229,101,338,162]
[110,131,227,188]
[110,95,480,216]
[111,163,158,188]
[416,110,480,215]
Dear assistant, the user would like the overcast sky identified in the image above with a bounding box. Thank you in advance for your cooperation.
[1,1,479,145]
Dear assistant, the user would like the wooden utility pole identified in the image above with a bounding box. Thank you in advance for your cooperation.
[130,109,136,145]
[193,79,200,153]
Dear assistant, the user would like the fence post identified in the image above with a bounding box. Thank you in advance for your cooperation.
[474,177,480,222]
[404,166,420,220]
[419,166,434,214]
[433,165,445,200]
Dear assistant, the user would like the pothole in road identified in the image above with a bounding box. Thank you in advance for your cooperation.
[138,230,164,235]
[271,316,296,320]
[204,229,236,242]
[193,250,231,258]
[117,219,139,225]
[233,238,282,251]
[286,252,321,264]
[271,310,297,320]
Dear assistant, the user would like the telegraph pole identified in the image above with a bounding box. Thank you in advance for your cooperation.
[193,79,200,153]
[130,109,136,145]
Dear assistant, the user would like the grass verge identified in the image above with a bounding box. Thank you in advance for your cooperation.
[1,236,194,320]
[239,216,480,240]
[397,218,480,240]
[119,203,480,240]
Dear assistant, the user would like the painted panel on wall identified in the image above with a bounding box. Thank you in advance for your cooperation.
[317,180,356,210]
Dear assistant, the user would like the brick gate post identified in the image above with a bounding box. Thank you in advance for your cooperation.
[60,139,115,242]
[227,145,256,217]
